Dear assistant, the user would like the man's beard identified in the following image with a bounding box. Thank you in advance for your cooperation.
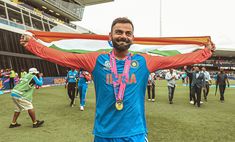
[111,37,132,52]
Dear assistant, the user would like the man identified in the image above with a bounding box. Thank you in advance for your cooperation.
[181,72,187,84]
[184,66,205,107]
[147,73,156,102]
[20,17,214,141]
[186,66,195,104]
[201,67,212,101]
[20,69,27,78]
[165,69,178,104]
[78,69,91,111]
[9,68,16,89]
[216,68,229,102]
[9,68,44,128]
[66,68,78,107]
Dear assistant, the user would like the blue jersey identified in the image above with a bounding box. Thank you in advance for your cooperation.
[26,39,213,138]
[78,71,88,86]
[92,54,148,138]
[66,70,78,83]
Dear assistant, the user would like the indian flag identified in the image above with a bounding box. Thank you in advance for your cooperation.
[27,31,212,56]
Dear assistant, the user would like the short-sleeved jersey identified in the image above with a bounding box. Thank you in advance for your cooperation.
[66,70,78,83]
[78,71,90,85]
[26,39,212,138]
[92,54,149,137]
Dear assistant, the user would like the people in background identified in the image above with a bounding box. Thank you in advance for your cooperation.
[78,69,91,111]
[216,68,230,103]
[9,68,16,89]
[165,69,178,104]
[65,68,78,107]
[20,69,27,78]
[184,66,205,107]
[201,67,212,102]
[147,73,156,102]
[186,66,195,104]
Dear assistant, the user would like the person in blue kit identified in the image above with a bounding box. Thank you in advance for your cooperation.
[78,69,91,111]
[66,68,78,107]
[20,17,215,141]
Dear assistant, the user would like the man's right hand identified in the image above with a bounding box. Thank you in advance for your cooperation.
[39,73,43,77]
[20,34,32,47]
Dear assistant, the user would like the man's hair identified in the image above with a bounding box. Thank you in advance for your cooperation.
[111,17,134,32]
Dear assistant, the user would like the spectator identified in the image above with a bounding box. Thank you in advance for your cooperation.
[184,66,205,107]
[165,69,178,104]
[147,73,156,102]
[216,68,230,102]
[9,68,16,89]
[20,69,27,78]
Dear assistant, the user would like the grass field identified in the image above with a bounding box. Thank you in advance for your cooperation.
[0,80,235,142]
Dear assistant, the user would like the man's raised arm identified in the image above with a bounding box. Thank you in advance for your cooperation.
[142,43,215,73]
[20,35,101,73]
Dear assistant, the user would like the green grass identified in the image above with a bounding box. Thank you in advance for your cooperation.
[0,80,235,142]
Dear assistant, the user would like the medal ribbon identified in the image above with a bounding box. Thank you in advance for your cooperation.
[109,51,131,102]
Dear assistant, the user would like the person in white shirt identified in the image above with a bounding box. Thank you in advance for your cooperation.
[165,69,178,104]
[147,73,156,102]
[201,67,212,101]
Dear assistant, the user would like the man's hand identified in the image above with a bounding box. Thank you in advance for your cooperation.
[20,34,33,47]
[183,66,187,70]
[39,73,43,77]
[205,42,215,52]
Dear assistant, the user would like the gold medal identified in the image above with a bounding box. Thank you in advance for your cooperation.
[115,101,123,110]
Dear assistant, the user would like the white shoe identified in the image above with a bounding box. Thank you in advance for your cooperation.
[80,106,84,111]
[151,99,155,102]
[148,99,151,101]
[200,101,203,104]
[190,101,194,104]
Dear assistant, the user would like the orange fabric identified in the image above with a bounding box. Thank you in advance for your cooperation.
[26,39,103,73]
[134,36,211,45]
[141,48,212,72]
[29,31,108,42]
[29,30,212,46]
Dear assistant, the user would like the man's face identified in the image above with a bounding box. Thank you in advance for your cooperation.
[109,23,134,52]
[195,67,199,72]
[202,67,206,71]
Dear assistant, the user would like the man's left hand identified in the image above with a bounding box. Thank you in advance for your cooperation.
[205,42,215,52]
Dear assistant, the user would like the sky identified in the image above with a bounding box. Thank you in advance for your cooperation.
[75,0,235,45]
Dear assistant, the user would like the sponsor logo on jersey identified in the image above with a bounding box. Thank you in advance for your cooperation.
[106,74,136,84]
[104,61,111,70]
[131,60,139,68]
